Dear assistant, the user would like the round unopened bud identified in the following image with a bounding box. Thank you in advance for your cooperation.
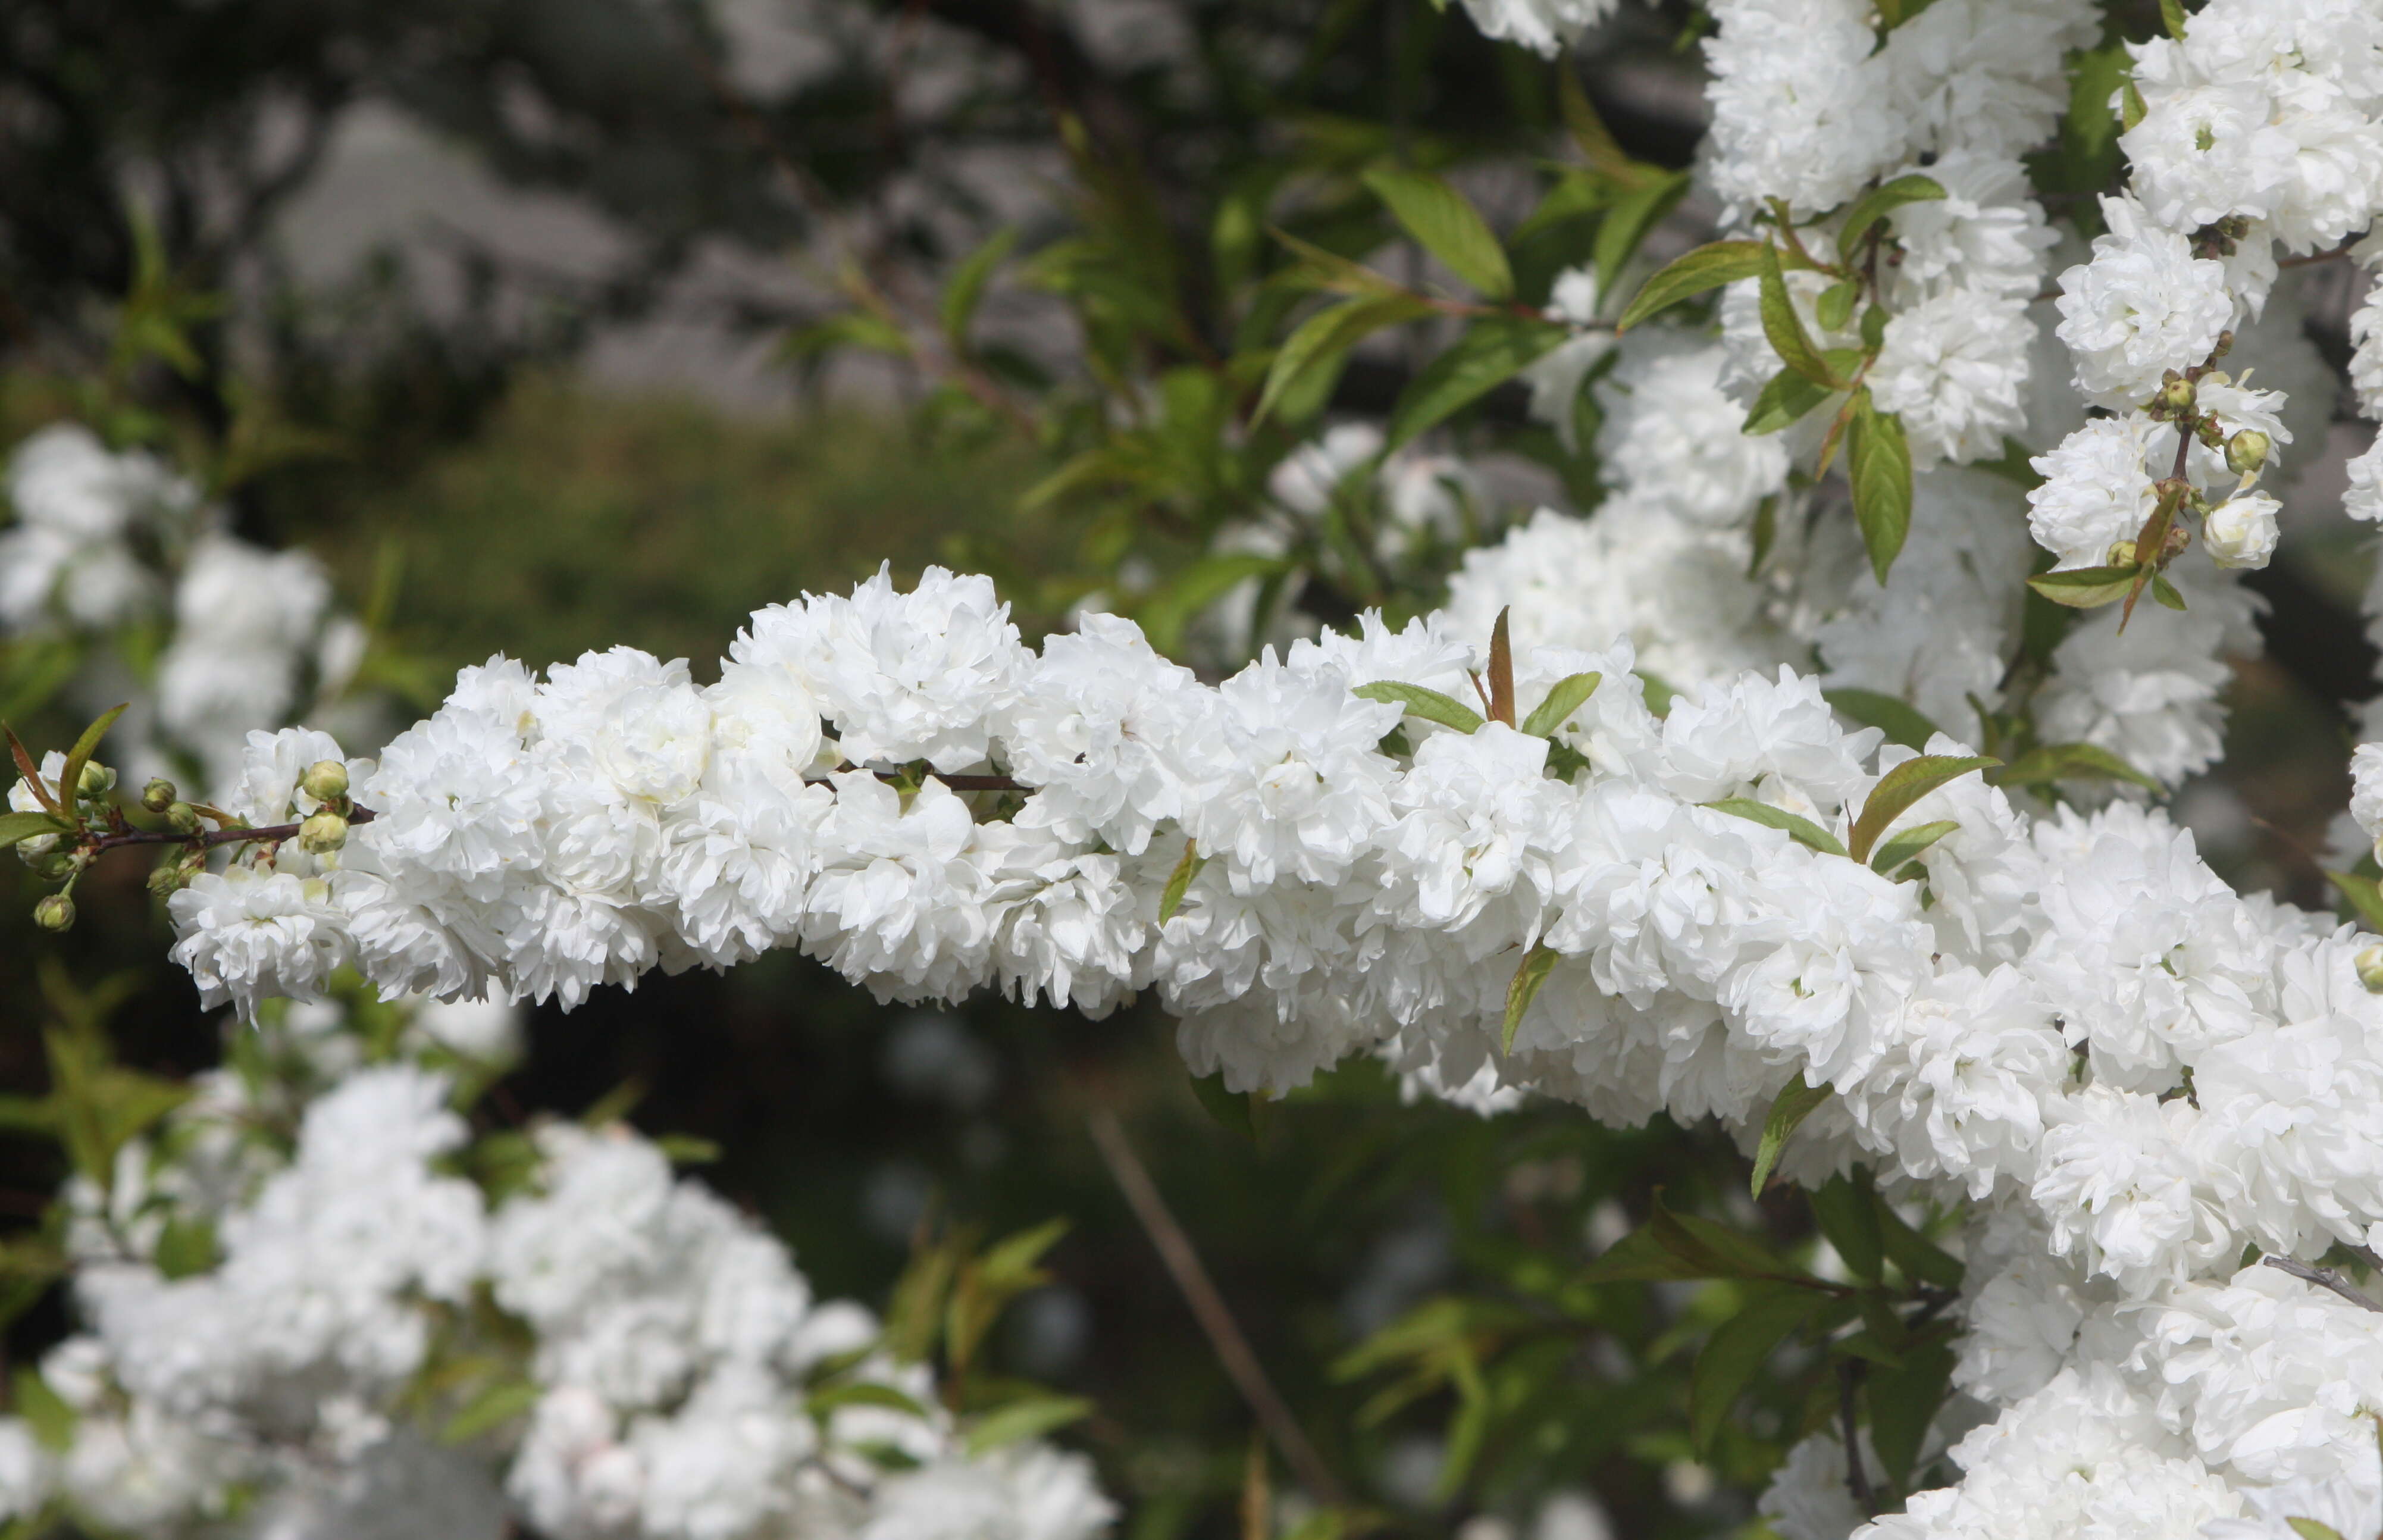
[33,894,74,932]
[145,862,187,899]
[141,778,177,813]
[299,759,349,803]
[24,850,74,881]
[15,831,61,866]
[76,760,114,797]
[298,809,348,854]
[2106,539,2139,568]
[165,802,200,835]
[2224,429,2270,477]
[2156,374,2196,415]
[2358,945,2383,995]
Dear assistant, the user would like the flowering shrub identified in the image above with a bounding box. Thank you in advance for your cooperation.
[11,0,2383,1538]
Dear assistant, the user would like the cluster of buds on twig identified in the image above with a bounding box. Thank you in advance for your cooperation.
[5,705,370,933]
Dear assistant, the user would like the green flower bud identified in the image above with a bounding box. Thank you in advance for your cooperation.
[33,894,74,932]
[76,760,115,797]
[141,778,177,813]
[2156,374,2196,415]
[2224,429,2271,477]
[24,849,74,881]
[2106,539,2139,568]
[299,809,348,854]
[2359,945,2383,995]
[299,759,349,803]
[166,802,201,835]
[146,862,188,898]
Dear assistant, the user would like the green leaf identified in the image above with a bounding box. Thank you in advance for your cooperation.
[1758,243,1839,387]
[2121,78,2148,133]
[1690,1288,1818,1457]
[1815,278,1859,333]
[440,1379,540,1445]
[58,703,128,822]
[2328,870,2383,933]
[1876,1201,1964,1289]
[2159,0,2188,39]
[1751,1078,1833,1198]
[1868,1341,1956,1486]
[1503,943,1560,1055]
[1742,365,1834,436]
[1385,317,1571,451]
[780,309,912,361]
[1520,673,1602,738]
[154,1216,218,1279]
[655,1134,721,1165]
[1995,742,2161,793]
[1652,1200,1806,1283]
[2287,1520,2348,1540]
[1139,553,1290,657]
[1354,680,1485,735]
[1592,170,1690,292]
[2152,572,2187,611]
[2026,564,2140,610]
[1361,167,1513,300]
[0,810,68,850]
[1615,240,1768,332]
[1255,293,1436,425]
[1158,840,1208,925]
[1705,799,1849,859]
[1848,394,1912,585]
[940,226,1020,351]
[978,1216,1071,1289]
[1808,1175,1883,1283]
[809,1382,933,1421]
[1870,819,1959,877]
[1848,755,1998,864]
[11,1369,74,1453]
[1836,174,1948,254]
[1190,1070,1259,1139]
[1823,688,1942,753]
[1557,66,1634,176]
[965,1395,1095,1456]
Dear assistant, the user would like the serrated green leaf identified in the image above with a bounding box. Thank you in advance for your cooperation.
[809,1381,933,1420]
[1870,819,1959,877]
[1815,278,1859,332]
[2152,572,2187,611]
[1849,394,1912,585]
[1592,170,1690,292]
[965,1395,1094,1456]
[1503,943,1560,1055]
[1362,167,1513,300]
[2026,564,2139,610]
[978,1216,1070,1288]
[1743,365,1834,436]
[0,810,68,850]
[2159,0,2188,39]
[1255,293,1436,425]
[2328,870,2383,933]
[440,1379,540,1445]
[1868,1341,1956,1486]
[1690,1287,1818,1457]
[1354,680,1485,735]
[1848,755,1998,864]
[1836,174,1947,254]
[1995,741,2160,792]
[1823,688,1942,753]
[58,702,127,824]
[1876,1201,1964,1289]
[940,226,1019,351]
[1758,243,1838,387]
[1520,673,1602,738]
[1158,840,1207,925]
[1705,798,1849,859]
[1616,240,1769,332]
[1385,317,1570,451]
[1808,1175,1883,1283]
[1751,1078,1833,1198]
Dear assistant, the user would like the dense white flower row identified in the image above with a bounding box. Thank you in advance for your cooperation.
[0,422,366,792]
[111,546,2383,1534]
[0,994,1111,1540]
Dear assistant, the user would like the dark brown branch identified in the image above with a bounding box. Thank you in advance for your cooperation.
[1085,1107,1347,1507]
[87,806,378,854]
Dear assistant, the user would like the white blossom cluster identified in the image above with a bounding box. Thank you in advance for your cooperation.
[0,993,1112,1540]
[1,423,367,792]
[114,544,2383,1533]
